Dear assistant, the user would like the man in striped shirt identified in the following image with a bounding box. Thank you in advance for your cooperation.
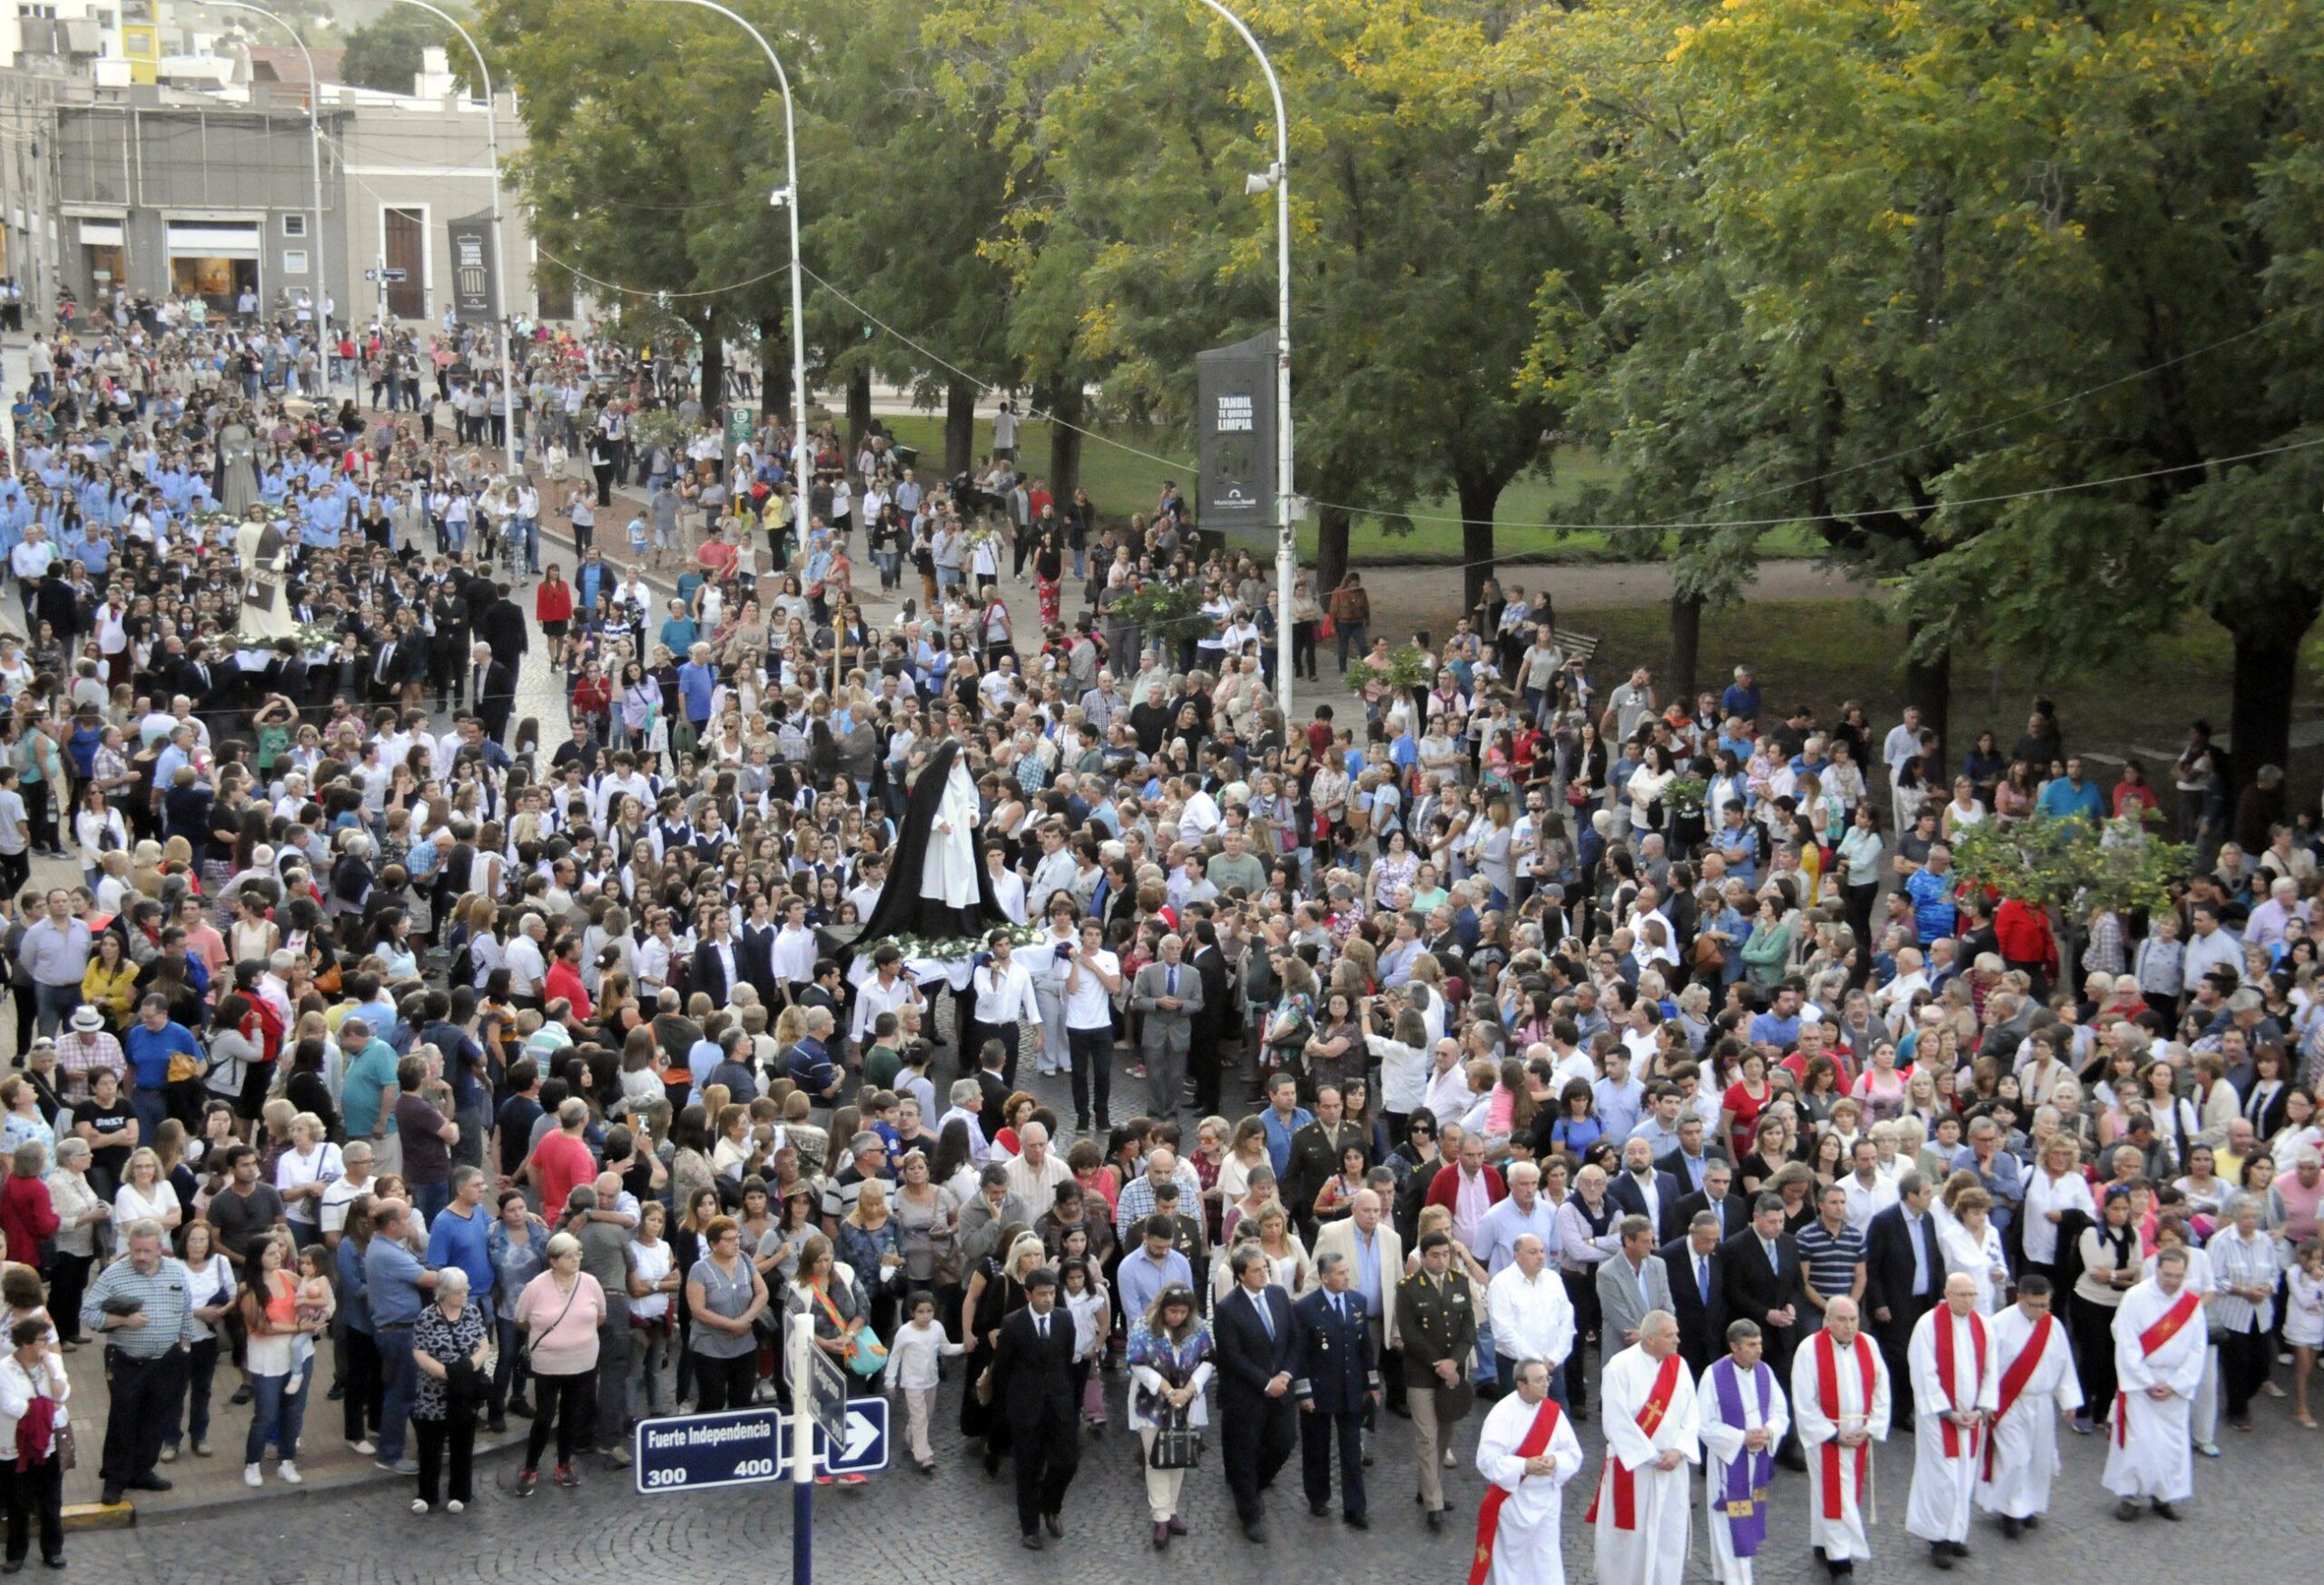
[80,1221,198,1505]
[1797,1185,1868,1333]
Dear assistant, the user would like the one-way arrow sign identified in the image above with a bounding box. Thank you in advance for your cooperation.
[774,1398,890,1477]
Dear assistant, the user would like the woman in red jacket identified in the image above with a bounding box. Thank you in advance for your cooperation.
[1993,896,2058,1001]
[0,1143,58,1273]
[534,566,576,658]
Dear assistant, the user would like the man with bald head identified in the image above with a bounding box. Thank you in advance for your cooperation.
[1590,1309,1699,1585]
[1129,932,1202,1119]
[1792,1295,1891,1578]
[1488,1232,1574,1408]
[1005,1119,1071,1208]
[1905,1274,1995,1568]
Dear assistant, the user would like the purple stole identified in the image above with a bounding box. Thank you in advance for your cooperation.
[1711,1357,1772,1557]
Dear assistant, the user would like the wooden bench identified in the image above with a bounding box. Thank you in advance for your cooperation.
[1552,627,1600,666]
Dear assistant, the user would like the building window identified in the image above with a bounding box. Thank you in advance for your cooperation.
[281,213,307,237]
[282,249,308,274]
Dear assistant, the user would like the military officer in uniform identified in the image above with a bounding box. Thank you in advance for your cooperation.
[1396,1230,1477,1533]
[1295,1250,1380,1528]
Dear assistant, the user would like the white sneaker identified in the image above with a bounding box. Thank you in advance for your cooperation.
[160,1445,178,1463]
[410,1498,429,1515]
[243,1464,263,1488]
[350,1439,377,1456]
[278,1461,301,1484]
[447,1500,465,1514]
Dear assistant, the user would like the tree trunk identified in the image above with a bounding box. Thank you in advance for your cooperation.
[845,368,872,455]
[1046,381,1085,501]
[1669,590,1703,704]
[1903,619,1953,760]
[696,317,725,416]
[943,377,978,480]
[2222,598,2316,788]
[1455,474,1499,613]
[1315,505,1352,601]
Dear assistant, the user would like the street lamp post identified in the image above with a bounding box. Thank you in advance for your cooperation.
[390,0,518,477]
[211,0,330,390]
[1189,0,1295,716]
[640,0,812,525]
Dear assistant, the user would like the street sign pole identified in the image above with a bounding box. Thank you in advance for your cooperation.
[790,1311,814,1585]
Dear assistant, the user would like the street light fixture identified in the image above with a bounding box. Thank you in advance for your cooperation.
[638,0,812,512]
[387,0,518,477]
[1190,0,1296,715]
[208,0,330,389]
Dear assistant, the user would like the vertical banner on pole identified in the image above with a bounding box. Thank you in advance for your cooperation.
[1196,330,1276,551]
[447,212,497,324]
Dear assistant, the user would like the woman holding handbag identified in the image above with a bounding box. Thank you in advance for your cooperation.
[0,1316,66,1570]
[1127,1283,1212,1550]
[510,1233,606,1497]
[789,1236,880,1486]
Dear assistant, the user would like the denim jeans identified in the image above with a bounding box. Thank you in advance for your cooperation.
[171,1336,220,1450]
[375,1324,416,1461]
[413,1178,452,1225]
[243,1356,312,1465]
[31,983,78,1039]
[492,1313,530,1418]
[518,517,540,574]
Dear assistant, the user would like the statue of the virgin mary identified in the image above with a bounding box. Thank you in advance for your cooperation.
[234,509,295,643]
[854,739,1002,944]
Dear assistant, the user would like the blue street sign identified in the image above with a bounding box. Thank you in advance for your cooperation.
[634,1408,783,1494]
[803,1396,889,1476]
[634,1399,891,1494]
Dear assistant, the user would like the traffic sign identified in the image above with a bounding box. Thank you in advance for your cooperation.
[803,1334,851,1451]
[634,1398,891,1494]
[363,269,379,282]
[383,268,409,282]
[787,1396,889,1476]
[633,1407,783,1494]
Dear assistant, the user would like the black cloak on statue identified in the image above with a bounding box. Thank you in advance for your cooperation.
[852,739,1004,949]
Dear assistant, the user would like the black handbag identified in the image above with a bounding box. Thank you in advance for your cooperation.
[1146,1402,1204,1471]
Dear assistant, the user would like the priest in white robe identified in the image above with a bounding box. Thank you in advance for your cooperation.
[1975,1274,2082,1536]
[1590,1311,1699,1585]
[1698,1319,1788,1585]
[1905,1274,1997,1567]
[1471,1358,1584,1585]
[2104,1246,2207,1521]
[1791,1295,1890,1579]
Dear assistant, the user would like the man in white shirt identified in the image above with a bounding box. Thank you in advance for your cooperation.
[503,912,549,1006]
[1838,1140,1898,1236]
[971,930,1042,1088]
[1488,1234,1575,1397]
[1059,919,1121,1132]
[769,896,819,998]
[849,943,923,1045]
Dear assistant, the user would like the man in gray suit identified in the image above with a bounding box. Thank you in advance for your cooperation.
[1595,1212,1675,1375]
[1128,931,1204,1118]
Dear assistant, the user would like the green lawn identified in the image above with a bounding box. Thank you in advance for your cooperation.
[875,411,1819,563]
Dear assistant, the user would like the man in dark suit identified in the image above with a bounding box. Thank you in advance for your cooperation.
[1608,1136,1685,1243]
[468,642,517,743]
[476,580,529,665]
[1283,1086,1362,1242]
[987,1266,1079,1550]
[366,627,419,704]
[1214,1245,1302,1543]
[1292,1251,1376,1529]
[1861,1171,1943,1429]
[1672,1159,1747,1243]
[1187,918,1232,1116]
[1653,1115,1728,1196]
[973,1039,1014,1125]
[1721,1192,1807,1467]
[1659,1212,1728,1377]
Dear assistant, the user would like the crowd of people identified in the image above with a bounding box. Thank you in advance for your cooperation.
[0,300,2315,1582]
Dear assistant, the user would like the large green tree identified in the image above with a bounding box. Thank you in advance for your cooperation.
[1506,0,2324,759]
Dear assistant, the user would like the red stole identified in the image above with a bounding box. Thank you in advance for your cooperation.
[1584,1352,1682,1531]
[2114,1286,2202,1449]
[1469,1397,1563,1585]
[1931,1309,1988,1459]
[1984,1314,2053,1479]
[1815,1330,1876,1520]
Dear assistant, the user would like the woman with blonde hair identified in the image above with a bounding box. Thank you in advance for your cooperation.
[113,1146,181,1232]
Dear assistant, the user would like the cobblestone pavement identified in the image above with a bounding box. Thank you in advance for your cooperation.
[55,1354,2319,1584]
